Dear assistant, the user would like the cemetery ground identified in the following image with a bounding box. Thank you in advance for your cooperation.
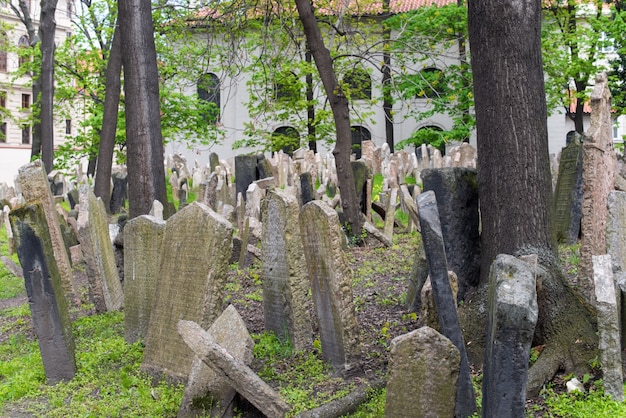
[1,227,626,417]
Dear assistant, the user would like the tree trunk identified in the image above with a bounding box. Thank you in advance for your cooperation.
[305,48,317,153]
[38,0,58,174]
[118,0,168,219]
[94,22,122,213]
[295,0,362,240]
[382,0,394,152]
[467,0,597,396]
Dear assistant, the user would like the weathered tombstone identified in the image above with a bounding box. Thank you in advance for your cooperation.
[300,171,314,206]
[421,168,480,302]
[406,239,428,312]
[209,152,220,173]
[262,189,312,351]
[580,72,617,305]
[3,205,13,254]
[67,188,79,209]
[416,190,476,417]
[607,191,626,274]
[110,171,128,214]
[149,199,164,220]
[552,134,583,243]
[482,254,538,417]
[178,320,291,417]
[384,327,459,418]
[420,271,458,333]
[77,186,124,313]
[383,187,397,241]
[10,203,76,383]
[592,254,624,401]
[16,160,75,302]
[178,305,255,418]
[351,161,369,215]
[205,172,218,211]
[123,215,166,344]
[141,202,233,383]
[299,200,362,375]
[235,154,258,202]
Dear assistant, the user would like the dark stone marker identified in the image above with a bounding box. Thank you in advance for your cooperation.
[351,161,370,215]
[483,254,538,417]
[417,190,476,417]
[406,240,428,312]
[256,153,272,179]
[235,155,258,202]
[209,152,220,173]
[421,167,480,301]
[67,189,79,209]
[110,172,128,214]
[10,203,76,384]
[300,172,314,206]
[552,137,583,243]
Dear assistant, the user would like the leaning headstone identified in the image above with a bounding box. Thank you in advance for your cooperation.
[141,202,233,383]
[406,239,428,312]
[10,203,76,383]
[420,271,458,333]
[552,135,583,243]
[383,187,397,241]
[300,171,314,206]
[592,254,624,401]
[482,254,538,417]
[178,320,291,417]
[580,72,616,305]
[77,186,124,313]
[299,200,362,375]
[351,161,369,215]
[16,160,75,302]
[123,215,166,344]
[262,189,312,351]
[178,305,255,418]
[421,167,480,302]
[384,327,459,418]
[417,190,476,417]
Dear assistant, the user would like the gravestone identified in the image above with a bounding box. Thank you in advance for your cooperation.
[421,167,480,302]
[592,254,624,401]
[417,190,476,417]
[3,205,13,254]
[77,185,124,313]
[552,134,583,243]
[580,72,617,305]
[110,171,128,214]
[406,239,428,312]
[482,254,538,417]
[384,327,459,418]
[17,160,75,303]
[420,271,458,333]
[300,171,314,206]
[209,152,220,173]
[607,191,626,274]
[351,161,370,215]
[142,202,233,383]
[10,203,76,383]
[383,187,397,241]
[262,189,312,351]
[299,200,362,375]
[123,215,166,344]
[235,155,258,201]
[178,305,255,418]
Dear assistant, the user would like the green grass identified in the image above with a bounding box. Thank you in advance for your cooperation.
[543,384,626,417]
[0,225,25,299]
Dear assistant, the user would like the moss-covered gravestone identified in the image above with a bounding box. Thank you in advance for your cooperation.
[123,215,166,344]
[141,202,233,383]
[10,203,76,383]
[299,200,362,375]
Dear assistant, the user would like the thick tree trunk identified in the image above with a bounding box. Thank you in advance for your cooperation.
[94,23,122,212]
[38,0,58,174]
[295,0,362,240]
[118,0,168,219]
[466,0,597,395]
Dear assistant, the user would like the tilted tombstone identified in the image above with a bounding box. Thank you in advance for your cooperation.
[351,161,370,215]
[110,171,128,214]
[123,215,166,344]
[482,254,538,417]
[235,154,258,202]
[17,160,75,303]
[178,305,255,418]
[421,167,480,302]
[10,203,77,383]
[592,254,624,401]
[262,189,312,351]
[141,202,233,383]
[77,185,124,313]
[384,327,459,418]
[417,190,476,417]
[552,133,583,244]
[580,72,617,305]
[299,200,362,375]
[300,171,314,207]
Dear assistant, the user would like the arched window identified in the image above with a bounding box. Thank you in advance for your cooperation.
[272,126,300,156]
[351,125,371,159]
[274,71,301,101]
[343,67,371,100]
[415,68,445,99]
[197,73,220,124]
[18,35,29,70]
